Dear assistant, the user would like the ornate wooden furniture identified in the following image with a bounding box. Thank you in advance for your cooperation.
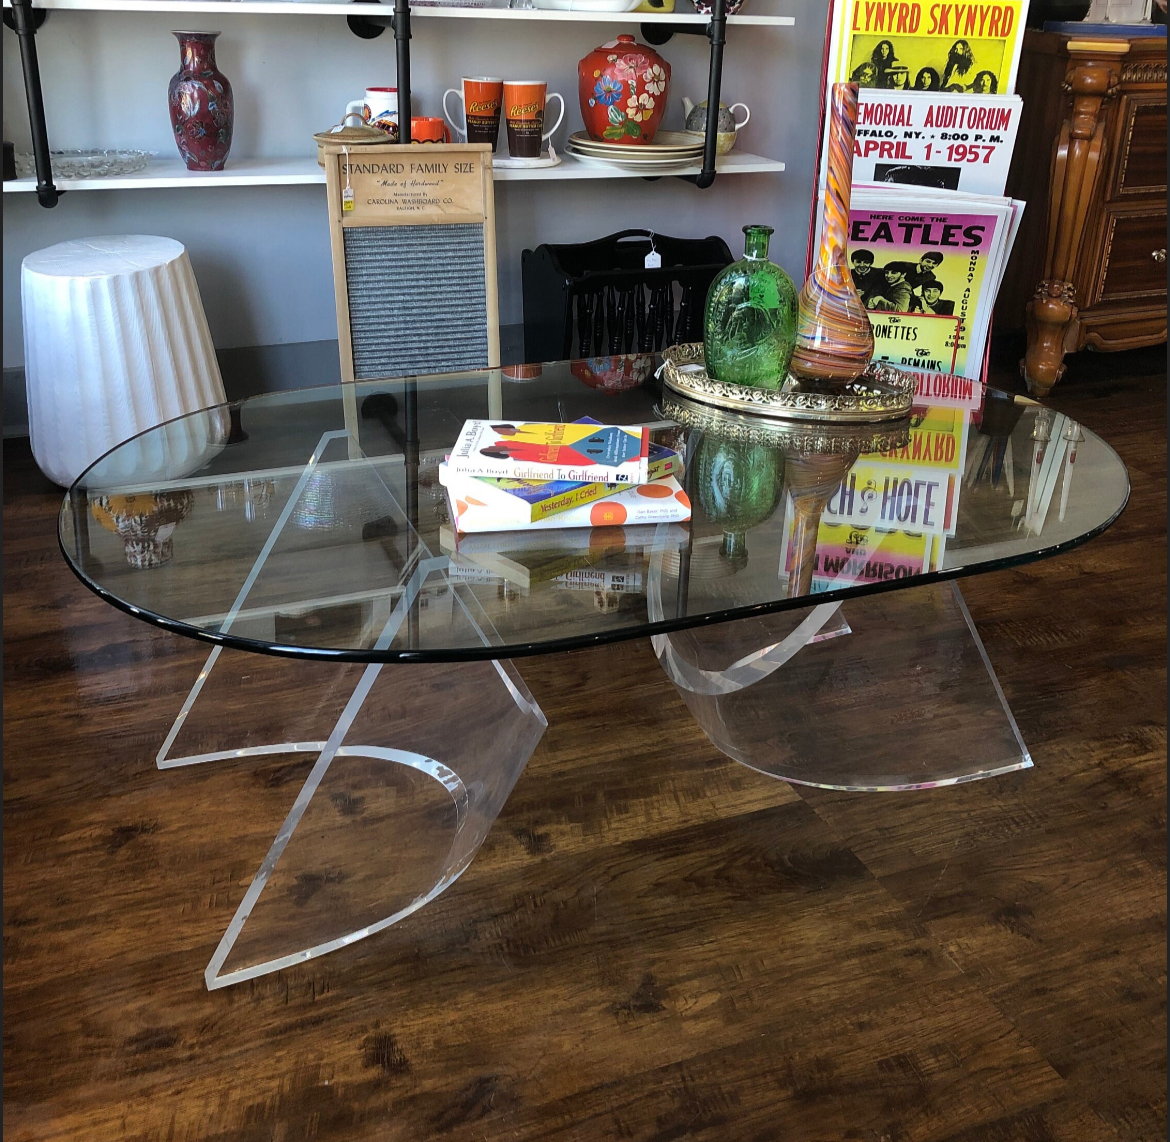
[996,32,1167,395]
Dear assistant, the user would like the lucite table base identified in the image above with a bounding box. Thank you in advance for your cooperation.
[159,644,546,990]
[162,575,1027,990]
[651,580,1031,791]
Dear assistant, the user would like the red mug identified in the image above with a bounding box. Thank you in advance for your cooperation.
[411,116,451,143]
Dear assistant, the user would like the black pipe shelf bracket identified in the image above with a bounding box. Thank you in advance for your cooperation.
[5,0,61,206]
[348,0,728,187]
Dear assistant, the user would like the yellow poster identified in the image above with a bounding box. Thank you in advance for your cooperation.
[829,0,1028,95]
[870,311,962,375]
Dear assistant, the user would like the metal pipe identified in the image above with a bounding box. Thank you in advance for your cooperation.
[9,0,59,207]
[395,0,411,144]
[693,0,726,190]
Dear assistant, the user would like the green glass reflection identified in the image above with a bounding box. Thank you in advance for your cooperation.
[695,433,785,570]
[703,224,798,390]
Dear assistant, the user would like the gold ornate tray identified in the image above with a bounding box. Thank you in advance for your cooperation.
[660,392,911,456]
[659,343,916,423]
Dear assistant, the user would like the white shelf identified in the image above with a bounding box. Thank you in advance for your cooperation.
[3,150,783,191]
[0,0,793,22]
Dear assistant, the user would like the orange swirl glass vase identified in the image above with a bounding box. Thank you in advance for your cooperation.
[790,83,874,386]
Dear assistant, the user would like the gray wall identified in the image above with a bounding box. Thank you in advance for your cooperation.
[3,4,829,370]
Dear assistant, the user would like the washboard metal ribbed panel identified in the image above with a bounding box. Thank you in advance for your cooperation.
[344,225,489,379]
[323,143,500,385]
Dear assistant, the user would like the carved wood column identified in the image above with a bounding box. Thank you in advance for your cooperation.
[1022,40,1129,397]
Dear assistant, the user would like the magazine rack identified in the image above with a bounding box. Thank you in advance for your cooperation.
[522,229,733,363]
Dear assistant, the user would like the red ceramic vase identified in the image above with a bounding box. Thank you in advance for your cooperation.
[168,31,233,171]
[578,35,670,145]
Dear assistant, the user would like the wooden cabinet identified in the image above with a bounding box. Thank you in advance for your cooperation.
[995,32,1167,395]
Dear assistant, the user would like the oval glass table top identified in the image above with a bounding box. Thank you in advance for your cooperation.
[60,357,1129,663]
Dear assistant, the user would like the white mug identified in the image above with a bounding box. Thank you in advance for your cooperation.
[347,87,398,139]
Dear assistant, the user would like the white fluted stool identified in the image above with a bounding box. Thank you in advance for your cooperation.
[22,235,228,487]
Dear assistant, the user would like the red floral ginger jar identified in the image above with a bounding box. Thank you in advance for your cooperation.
[169,31,233,171]
[578,35,670,145]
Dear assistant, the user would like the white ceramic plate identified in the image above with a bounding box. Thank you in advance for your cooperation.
[533,0,642,10]
[566,151,698,173]
[566,142,702,162]
[566,130,704,156]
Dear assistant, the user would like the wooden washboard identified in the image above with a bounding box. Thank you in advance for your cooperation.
[323,142,501,383]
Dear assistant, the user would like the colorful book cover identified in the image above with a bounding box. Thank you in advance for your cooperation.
[448,420,650,484]
[446,476,691,534]
[827,0,1029,95]
[438,443,681,526]
[830,89,1022,196]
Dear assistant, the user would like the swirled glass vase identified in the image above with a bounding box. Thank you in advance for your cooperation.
[789,83,874,386]
[703,224,798,390]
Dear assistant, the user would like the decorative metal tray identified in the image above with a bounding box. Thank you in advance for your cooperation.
[660,392,911,457]
[659,343,916,424]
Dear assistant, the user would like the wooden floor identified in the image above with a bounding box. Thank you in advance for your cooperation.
[4,347,1166,1142]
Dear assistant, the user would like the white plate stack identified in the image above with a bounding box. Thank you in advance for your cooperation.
[565,130,706,172]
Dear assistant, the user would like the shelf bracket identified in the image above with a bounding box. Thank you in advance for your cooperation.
[347,0,389,39]
[5,0,60,207]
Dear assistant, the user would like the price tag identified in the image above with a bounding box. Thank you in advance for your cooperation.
[644,250,661,269]
[342,186,355,213]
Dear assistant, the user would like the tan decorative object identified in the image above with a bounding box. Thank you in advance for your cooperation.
[997,31,1166,395]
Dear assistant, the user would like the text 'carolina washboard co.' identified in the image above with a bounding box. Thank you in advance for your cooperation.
[323,142,501,382]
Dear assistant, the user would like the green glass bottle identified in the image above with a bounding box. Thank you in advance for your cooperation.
[703,224,798,390]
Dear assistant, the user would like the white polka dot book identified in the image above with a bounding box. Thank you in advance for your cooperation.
[442,469,692,534]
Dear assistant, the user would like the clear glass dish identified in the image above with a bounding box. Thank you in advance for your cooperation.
[15,149,155,180]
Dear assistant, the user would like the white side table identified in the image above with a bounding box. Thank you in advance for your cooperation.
[21,235,227,487]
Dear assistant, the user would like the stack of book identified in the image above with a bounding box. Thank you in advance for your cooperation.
[439,417,691,597]
[439,417,691,535]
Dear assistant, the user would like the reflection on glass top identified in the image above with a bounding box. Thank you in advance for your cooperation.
[59,356,1129,663]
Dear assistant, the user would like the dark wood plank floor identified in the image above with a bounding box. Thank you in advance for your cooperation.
[4,347,1165,1142]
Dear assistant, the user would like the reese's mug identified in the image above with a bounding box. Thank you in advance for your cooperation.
[503,80,564,159]
[443,77,503,148]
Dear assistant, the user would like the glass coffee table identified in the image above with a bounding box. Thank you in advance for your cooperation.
[59,357,1128,990]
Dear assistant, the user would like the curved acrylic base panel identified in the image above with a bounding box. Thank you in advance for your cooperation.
[653,581,1031,791]
[160,648,545,989]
